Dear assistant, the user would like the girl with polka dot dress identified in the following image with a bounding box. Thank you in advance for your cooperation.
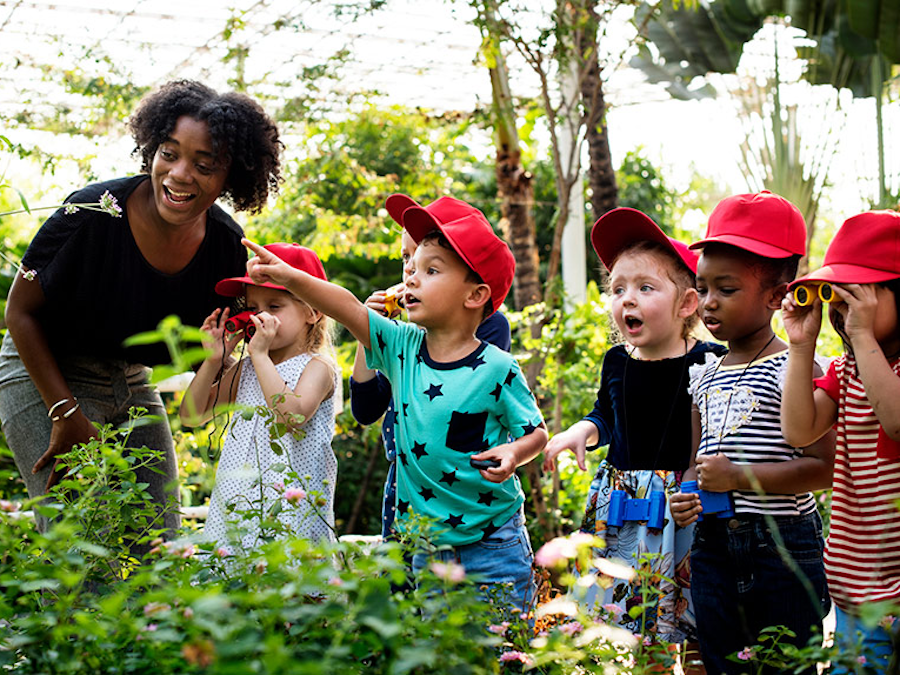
[181,244,338,553]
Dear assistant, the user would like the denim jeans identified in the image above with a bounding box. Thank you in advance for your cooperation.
[691,510,830,675]
[0,334,180,541]
[412,509,536,616]
[830,605,896,674]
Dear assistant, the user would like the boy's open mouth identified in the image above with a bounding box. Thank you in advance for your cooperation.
[624,316,642,330]
[405,293,420,309]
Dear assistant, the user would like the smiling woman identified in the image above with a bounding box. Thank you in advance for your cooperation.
[0,80,282,547]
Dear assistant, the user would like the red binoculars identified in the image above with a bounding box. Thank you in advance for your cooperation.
[224,310,257,338]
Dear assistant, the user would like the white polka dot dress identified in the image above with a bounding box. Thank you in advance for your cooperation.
[204,353,338,552]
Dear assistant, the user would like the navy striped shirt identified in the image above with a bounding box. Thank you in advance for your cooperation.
[689,350,817,516]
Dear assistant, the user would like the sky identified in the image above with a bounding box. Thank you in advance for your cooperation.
[1,0,897,247]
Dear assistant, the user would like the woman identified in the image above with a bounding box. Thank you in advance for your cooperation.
[0,80,282,539]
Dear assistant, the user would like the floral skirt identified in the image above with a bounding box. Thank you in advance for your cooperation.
[575,460,696,644]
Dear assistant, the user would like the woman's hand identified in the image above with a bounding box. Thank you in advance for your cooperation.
[33,408,98,490]
[670,490,701,527]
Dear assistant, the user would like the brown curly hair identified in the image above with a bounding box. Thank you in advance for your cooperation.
[128,80,282,213]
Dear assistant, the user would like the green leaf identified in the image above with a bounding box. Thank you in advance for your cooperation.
[123,330,165,346]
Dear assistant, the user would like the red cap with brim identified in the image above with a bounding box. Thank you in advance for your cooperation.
[215,243,327,297]
[690,191,807,258]
[401,196,515,315]
[790,210,900,289]
[385,193,419,225]
[591,207,698,274]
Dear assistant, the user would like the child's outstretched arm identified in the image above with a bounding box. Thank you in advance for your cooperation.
[839,283,900,440]
[781,293,838,447]
[243,239,371,348]
[472,424,549,484]
[542,421,598,472]
[180,308,243,427]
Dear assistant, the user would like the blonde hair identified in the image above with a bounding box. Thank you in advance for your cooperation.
[605,241,699,340]
[294,296,336,365]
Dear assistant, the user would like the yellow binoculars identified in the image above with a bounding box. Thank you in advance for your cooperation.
[793,282,834,306]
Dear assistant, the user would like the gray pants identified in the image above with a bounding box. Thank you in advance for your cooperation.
[0,333,181,537]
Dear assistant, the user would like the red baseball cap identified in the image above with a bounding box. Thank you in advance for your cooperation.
[791,210,900,289]
[397,194,515,315]
[591,207,698,274]
[690,191,807,258]
[215,243,327,296]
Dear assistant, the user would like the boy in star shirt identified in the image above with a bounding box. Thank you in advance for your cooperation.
[242,196,547,614]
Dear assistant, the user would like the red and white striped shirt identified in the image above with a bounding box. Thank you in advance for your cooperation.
[816,353,900,610]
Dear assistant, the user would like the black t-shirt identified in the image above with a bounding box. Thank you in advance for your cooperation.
[583,341,728,471]
[22,176,247,366]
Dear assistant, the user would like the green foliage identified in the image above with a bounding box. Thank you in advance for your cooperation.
[615,149,679,236]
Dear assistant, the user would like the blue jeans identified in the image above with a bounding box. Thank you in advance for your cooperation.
[691,510,830,675]
[830,605,896,674]
[412,509,536,616]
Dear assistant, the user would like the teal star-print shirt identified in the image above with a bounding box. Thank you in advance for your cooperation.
[365,309,544,546]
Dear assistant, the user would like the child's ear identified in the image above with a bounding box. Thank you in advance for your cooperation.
[768,282,789,310]
[677,287,699,318]
[465,283,492,312]
[306,307,324,325]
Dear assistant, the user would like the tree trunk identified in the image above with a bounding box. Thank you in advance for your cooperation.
[495,149,542,309]
[580,3,618,221]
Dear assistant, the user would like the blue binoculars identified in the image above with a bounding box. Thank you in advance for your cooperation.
[607,489,666,529]
[680,480,734,520]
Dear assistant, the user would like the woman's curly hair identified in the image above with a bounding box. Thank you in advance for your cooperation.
[128,80,282,213]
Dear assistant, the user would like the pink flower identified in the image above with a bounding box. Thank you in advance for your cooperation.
[602,603,624,617]
[534,532,595,568]
[143,602,170,616]
[880,615,897,630]
[0,500,18,513]
[143,623,158,632]
[215,547,230,558]
[284,488,306,505]
[488,622,510,635]
[857,656,868,665]
[737,647,754,661]
[559,621,583,636]
[255,560,268,575]
[430,561,466,583]
[328,577,343,587]
[182,607,194,619]
[272,481,285,493]
[499,651,533,666]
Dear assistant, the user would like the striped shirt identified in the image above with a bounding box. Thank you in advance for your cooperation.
[689,350,817,516]
[816,353,900,610]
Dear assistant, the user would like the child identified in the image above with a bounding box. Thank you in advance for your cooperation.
[349,193,512,540]
[543,207,724,668]
[781,211,900,672]
[180,243,339,552]
[242,196,547,613]
[670,192,834,675]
